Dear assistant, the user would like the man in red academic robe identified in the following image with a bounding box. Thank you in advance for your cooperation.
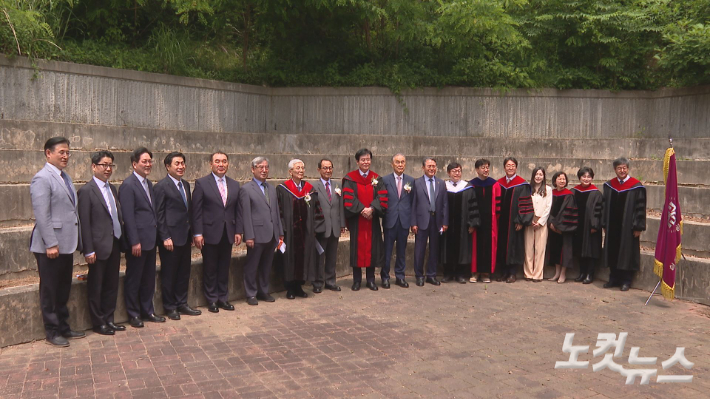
[342,148,388,291]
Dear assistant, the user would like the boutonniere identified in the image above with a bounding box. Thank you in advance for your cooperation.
[335,187,342,196]
[304,192,312,206]
[371,177,379,186]
[403,182,412,193]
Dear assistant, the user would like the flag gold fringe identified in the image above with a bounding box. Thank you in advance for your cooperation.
[661,280,675,300]
[663,148,674,186]
[654,259,663,278]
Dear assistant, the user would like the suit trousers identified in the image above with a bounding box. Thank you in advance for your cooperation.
[124,247,157,318]
[414,214,440,278]
[159,242,192,310]
[383,225,408,281]
[87,238,121,328]
[244,238,276,298]
[35,253,74,339]
[202,229,232,303]
[352,266,375,283]
[579,257,596,276]
[314,234,339,288]
[523,225,548,280]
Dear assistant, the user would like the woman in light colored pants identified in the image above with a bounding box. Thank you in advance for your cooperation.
[524,167,552,282]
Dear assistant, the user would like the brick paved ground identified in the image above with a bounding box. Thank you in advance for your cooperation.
[0,278,708,398]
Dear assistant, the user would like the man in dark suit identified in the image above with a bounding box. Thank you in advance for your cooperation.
[30,137,85,347]
[312,158,346,293]
[78,150,125,336]
[192,152,241,313]
[154,152,201,320]
[119,147,165,328]
[411,157,449,286]
[381,153,415,288]
[237,156,284,305]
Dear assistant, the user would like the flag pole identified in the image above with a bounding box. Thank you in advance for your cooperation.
[645,280,661,306]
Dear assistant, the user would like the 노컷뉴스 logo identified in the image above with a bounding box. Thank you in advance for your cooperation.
[555,333,693,385]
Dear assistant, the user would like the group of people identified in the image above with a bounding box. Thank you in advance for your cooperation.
[30,137,646,348]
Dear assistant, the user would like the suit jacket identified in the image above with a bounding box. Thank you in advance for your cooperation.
[237,180,283,244]
[154,176,192,247]
[119,173,158,251]
[192,174,240,245]
[29,164,82,254]
[313,179,346,238]
[382,173,415,230]
[410,175,449,231]
[78,178,124,260]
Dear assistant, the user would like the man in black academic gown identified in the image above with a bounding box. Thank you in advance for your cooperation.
[601,157,646,291]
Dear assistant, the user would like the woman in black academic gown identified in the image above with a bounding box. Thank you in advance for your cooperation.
[571,167,603,284]
[546,172,578,283]
[276,159,322,299]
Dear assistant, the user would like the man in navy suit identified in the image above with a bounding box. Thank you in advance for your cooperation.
[411,157,449,286]
[381,153,415,288]
[237,156,284,305]
[119,147,165,328]
[192,152,241,313]
[154,152,201,320]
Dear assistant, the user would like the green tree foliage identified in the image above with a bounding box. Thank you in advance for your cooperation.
[1,0,708,89]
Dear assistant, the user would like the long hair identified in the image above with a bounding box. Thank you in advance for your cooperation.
[530,166,547,197]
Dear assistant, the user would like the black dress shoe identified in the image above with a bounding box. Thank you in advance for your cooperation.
[178,305,201,316]
[295,291,308,298]
[620,283,631,291]
[217,301,234,311]
[441,276,451,283]
[415,277,425,287]
[395,278,409,288]
[425,277,440,286]
[107,322,126,331]
[62,330,86,339]
[583,275,594,284]
[46,335,69,347]
[313,286,323,294]
[603,281,620,288]
[381,279,391,289]
[129,317,144,328]
[574,274,586,282]
[166,309,181,320]
[208,303,219,313]
[93,325,115,336]
[143,313,166,323]
[365,281,378,291]
[456,277,467,284]
[256,293,275,302]
[286,291,296,299]
[325,284,341,291]
[246,297,258,306]
[351,282,361,291]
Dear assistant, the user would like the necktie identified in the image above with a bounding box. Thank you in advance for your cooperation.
[61,171,75,204]
[453,182,457,187]
[428,178,436,212]
[218,178,227,206]
[178,181,188,208]
[325,181,332,202]
[397,176,402,198]
[142,179,152,204]
[262,183,270,205]
[106,183,122,239]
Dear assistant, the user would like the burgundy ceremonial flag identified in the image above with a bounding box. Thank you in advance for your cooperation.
[653,147,682,300]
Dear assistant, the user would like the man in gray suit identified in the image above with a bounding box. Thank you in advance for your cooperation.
[312,158,346,293]
[30,137,84,347]
[237,156,284,305]
[381,153,415,288]
[411,157,449,287]
[78,150,125,336]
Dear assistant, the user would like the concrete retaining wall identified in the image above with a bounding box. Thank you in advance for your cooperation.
[2,56,710,139]
[1,239,707,348]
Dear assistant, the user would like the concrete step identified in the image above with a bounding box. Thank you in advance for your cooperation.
[3,119,709,160]
[641,215,709,258]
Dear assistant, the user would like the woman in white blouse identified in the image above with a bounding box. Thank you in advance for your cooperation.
[523,167,553,282]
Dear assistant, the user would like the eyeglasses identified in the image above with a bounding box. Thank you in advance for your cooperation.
[254,165,269,170]
[55,151,71,157]
[96,163,116,169]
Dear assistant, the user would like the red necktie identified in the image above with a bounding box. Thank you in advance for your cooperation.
[326,181,332,202]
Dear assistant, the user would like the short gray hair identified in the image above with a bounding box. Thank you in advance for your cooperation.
[288,158,304,171]
[392,153,406,162]
[251,156,269,168]
[613,157,630,168]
